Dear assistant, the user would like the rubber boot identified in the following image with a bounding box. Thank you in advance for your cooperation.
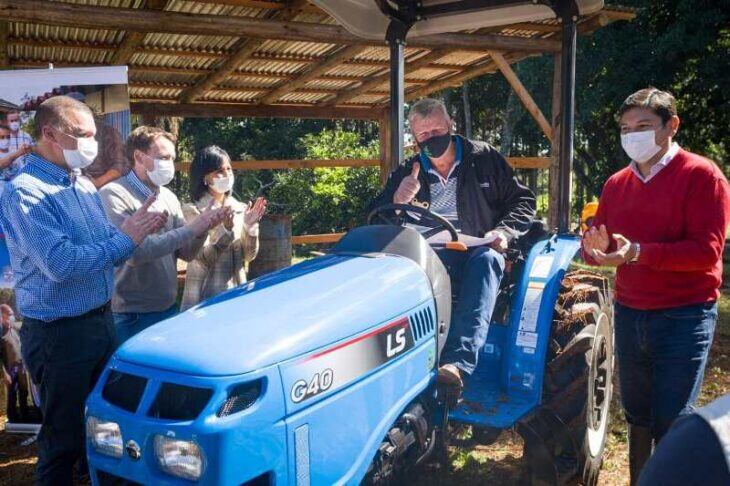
[629,425,653,486]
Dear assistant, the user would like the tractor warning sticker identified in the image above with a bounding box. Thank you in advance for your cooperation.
[529,256,554,279]
[516,331,538,348]
[282,317,415,407]
[518,284,544,334]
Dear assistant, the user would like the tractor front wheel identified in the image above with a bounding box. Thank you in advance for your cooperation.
[519,270,614,485]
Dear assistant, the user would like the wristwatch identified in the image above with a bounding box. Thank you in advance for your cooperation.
[629,242,641,264]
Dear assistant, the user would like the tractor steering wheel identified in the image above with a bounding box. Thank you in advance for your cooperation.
[367,203,459,242]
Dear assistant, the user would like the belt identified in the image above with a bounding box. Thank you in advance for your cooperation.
[80,301,112,318]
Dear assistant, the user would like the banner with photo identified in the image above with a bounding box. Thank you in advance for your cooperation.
[0,66,130,433]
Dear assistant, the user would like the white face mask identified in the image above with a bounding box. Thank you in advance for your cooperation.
[621,130,661,164]
[209,174,234,194]
[9,121,20,132]
[142,153,175,187]
[63,135,98,170]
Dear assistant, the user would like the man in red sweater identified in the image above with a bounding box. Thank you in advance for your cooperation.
[583,87,730,485]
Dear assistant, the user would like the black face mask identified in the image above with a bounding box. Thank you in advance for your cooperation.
[419,133,451,159]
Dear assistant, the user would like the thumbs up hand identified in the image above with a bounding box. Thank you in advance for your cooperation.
[394,163,422,204]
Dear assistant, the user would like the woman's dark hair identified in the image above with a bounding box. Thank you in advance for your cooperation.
[190,145,231,202]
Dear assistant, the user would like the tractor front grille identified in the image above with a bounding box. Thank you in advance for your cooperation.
[409,307,435,342]
[148,382,213,420]
[101,371,147,414]
[218,379,263,417]
[97,469,142,486]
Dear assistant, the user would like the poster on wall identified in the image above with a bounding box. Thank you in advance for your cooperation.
[0,66,131,434]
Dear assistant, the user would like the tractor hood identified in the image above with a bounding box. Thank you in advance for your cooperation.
[116,254,433,376]
[312,0,604,40]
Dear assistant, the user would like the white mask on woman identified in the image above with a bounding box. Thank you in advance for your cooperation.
[210,175,234,194]
[621,130,661,164]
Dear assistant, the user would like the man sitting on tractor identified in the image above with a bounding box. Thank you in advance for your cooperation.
[371,98,536,392]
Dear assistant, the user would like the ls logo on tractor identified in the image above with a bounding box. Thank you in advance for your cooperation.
[291,368,334,403]
[386,327,407,357]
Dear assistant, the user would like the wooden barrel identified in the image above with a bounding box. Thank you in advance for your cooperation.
[247,214,292,279]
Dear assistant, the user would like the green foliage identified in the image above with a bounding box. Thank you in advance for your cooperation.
[268,129,381,235]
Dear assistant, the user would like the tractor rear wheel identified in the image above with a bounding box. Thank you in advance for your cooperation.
[519,270,614,486]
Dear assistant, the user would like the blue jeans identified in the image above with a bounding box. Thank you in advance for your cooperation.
[614,301,717,442]
[113,304,178,346]
[436,246,504,375]
[639,413,730,486]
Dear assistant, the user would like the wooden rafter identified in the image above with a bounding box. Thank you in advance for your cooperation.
[110,0,167,66]
[9,59,428,85]
[131,101,387,120]
[188,0,321,14]
[258,45,366,105]
[8,37,477,73]
[178,0,310,103]
[0,1,561,53]
[323,49,464,106]
[403,52,534,102]
[488,50,552,140]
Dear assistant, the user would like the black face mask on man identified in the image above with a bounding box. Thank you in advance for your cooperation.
[418,133,451,159]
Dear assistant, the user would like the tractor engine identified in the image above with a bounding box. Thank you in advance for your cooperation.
[363,398,446,485]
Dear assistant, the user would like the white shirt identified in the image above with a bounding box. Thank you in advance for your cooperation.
[630,142,680,183]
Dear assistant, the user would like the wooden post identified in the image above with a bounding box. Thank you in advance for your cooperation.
[0,21,8,68]
[548,53,562,231]
[379,113,392,184]
[489,50,552,140]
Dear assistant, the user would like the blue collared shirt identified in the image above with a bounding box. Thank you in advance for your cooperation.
[420,137,463,228]
[125,169,154,199]
[0,153,135,321]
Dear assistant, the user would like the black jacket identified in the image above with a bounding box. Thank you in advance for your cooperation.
[370,135,537,241]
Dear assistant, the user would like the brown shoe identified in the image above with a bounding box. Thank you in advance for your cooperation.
[437,364,464,389]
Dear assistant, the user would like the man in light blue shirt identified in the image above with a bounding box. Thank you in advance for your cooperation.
[0,96,165,485]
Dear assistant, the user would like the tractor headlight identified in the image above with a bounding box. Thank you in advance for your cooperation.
[154,435,205,481]
[86,416,123,458]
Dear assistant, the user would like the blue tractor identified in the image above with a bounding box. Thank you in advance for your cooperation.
[85,1,615,485]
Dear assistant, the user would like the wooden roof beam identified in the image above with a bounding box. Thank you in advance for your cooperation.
[0,21,8,68]
[403,52,535,102]
[258,45,366,105]
[178,0,309,103]
[323,49,483,106]
[131,101,386,120]
[110,0,167,66]
[488,50,551,140]
[0,1,562,53]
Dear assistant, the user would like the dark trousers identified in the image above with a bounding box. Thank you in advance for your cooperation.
[436,246,504,375]
[639,413,730,486]
[20,305,116,486]
[614,301,717,443]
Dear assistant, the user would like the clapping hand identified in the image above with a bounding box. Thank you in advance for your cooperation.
[121,194,168,245]
[244,197,267,228]
[583,224,610,255]
[583,225,636,266]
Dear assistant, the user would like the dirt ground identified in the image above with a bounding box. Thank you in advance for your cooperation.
[1,332,728,485]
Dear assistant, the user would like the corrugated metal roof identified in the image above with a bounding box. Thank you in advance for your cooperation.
[3,1,635,109]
